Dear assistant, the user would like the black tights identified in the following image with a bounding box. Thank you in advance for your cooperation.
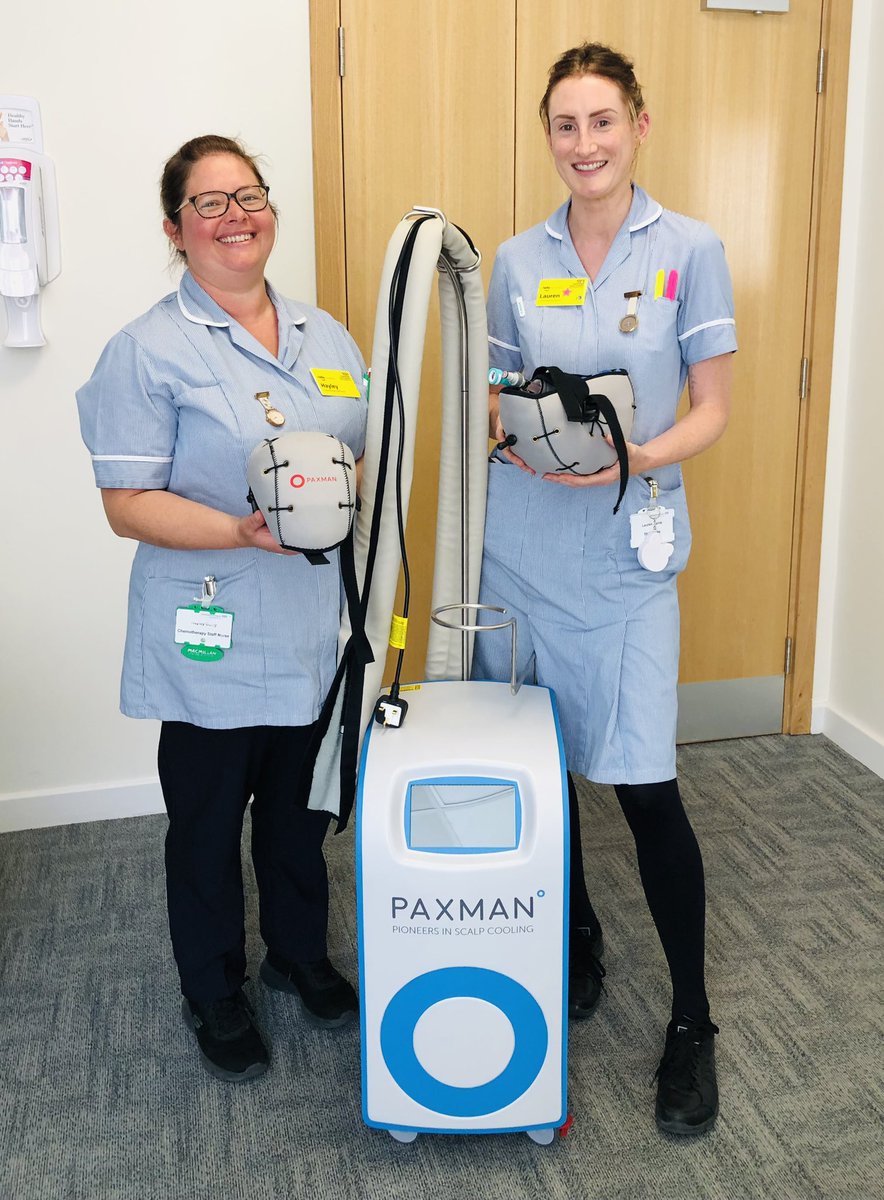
[568,773,709,1022]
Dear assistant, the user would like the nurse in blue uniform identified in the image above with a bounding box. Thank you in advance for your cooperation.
[473,44,736,1135]
[77,136,366,1082]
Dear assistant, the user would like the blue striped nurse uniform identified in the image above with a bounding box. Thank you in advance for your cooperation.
[77,271,367,730]
[472,187,737,784]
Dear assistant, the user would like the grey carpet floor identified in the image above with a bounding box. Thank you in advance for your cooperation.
[1,734,882,1200]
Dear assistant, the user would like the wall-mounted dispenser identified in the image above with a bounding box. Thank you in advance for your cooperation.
[0,96,61,348]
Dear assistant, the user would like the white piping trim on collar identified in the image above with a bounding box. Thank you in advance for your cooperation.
[629,203,664,233]
[265,282,307,327]
[176,281,229,328]
[545,201,663,241]
[176,280,308,329]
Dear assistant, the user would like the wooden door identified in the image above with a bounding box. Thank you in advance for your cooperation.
[515,1,823,737]
[311,0,850,735]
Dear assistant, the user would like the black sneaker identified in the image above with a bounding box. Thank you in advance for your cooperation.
[568,926,606,1018]
[654,1017,720,1135]
[260,953,358,1028]
[181,989,269,1082]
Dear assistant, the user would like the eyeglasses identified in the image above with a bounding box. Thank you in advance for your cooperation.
[176,185,270,219]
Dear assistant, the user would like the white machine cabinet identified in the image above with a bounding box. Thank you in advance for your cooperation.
[357,679,569,1142]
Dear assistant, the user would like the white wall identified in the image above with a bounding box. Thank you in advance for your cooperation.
[813,0,884,780]
[0,0,317,829]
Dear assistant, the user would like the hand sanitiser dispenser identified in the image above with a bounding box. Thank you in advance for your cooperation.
[0,97,61,348]
[357,663,569,1144]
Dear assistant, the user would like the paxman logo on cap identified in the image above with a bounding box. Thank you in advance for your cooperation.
[290,473,337,488]
[247,432,356,554]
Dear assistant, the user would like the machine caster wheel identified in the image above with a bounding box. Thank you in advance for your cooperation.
[526,1127,555,1146]
[389,1129,418,1144]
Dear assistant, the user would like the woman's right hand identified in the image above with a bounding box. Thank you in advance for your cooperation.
[234,509,299,555]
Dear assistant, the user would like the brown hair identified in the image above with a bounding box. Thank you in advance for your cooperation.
[539,42,645,132]
[160,134,272,262]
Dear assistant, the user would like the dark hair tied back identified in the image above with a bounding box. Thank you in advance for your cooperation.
[539,42,645,131]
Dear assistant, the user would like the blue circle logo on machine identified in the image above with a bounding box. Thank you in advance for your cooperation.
[380,967,548,1117]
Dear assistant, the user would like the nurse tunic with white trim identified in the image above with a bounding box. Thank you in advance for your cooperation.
[77,271,367,730]
[473,186,737,784]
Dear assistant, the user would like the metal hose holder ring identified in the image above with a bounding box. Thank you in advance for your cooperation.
[431,603,520,694]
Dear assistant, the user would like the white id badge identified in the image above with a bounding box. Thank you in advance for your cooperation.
[630,505,675,572]
[175,605,234,649]
[630,506,674,549]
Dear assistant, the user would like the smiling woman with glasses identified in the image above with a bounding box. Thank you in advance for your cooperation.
[176,184,270,217]
[76,134,368,1084]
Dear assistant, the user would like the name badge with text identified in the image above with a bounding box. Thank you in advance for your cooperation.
[310,369,361,398]
[535,278,588,307]
[175,604,234,661]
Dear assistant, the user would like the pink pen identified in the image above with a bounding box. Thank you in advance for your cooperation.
[665,270,679,301]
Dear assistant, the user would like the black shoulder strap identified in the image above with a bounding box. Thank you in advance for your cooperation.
[293,525,373,832]
[295,217,432,832]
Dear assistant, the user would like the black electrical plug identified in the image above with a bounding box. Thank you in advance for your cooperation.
[373,694,409,728]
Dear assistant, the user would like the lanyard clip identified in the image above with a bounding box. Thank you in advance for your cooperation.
[195,576,217,608]
[645,477,660,514]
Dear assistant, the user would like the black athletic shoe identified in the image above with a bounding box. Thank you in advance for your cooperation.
[260,953,358,1028]
[654,1017,720,1135]
[181,989,269,1082]
[568,926,606,1018]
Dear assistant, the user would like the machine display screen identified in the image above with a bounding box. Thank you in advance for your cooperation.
[406,779,519,852]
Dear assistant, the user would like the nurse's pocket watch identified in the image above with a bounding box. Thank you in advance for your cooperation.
[254,370,361,427]
[630,479,675,572]
[620,291,642,333]
[255,391,285,427]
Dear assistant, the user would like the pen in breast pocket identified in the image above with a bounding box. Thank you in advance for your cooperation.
[655,269,679,301]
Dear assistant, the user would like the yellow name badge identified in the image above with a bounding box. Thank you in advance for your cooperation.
[536,277,588,307]
[310,368,361,398]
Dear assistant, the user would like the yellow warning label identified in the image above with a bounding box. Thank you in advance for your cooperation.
[389,614,408,649]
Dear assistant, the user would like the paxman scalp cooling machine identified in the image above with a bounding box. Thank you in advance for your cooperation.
[357,670,568,1143]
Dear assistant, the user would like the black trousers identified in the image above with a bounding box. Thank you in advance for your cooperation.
[568,773,710,1022]
[157,722,331,1004]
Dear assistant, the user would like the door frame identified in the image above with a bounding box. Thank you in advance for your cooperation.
[308,0,853,735]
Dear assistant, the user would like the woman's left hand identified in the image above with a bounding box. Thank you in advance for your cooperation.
[542,437,649,488]
[235,509,299,555]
